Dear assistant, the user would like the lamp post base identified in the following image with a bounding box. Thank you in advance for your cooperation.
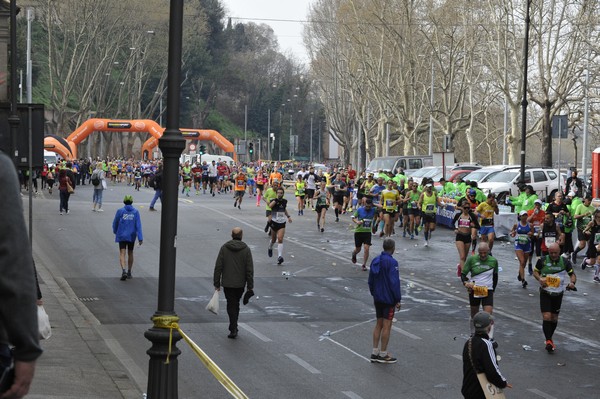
[145,322,182,399]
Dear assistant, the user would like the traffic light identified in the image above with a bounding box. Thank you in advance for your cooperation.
[248,142,254,155]
[199,144,206,155]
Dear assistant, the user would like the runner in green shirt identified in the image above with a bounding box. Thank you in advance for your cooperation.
[572,196,595,263]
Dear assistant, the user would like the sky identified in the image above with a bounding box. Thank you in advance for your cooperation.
[220,0,314,63]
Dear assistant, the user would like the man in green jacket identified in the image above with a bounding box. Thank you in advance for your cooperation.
[213,227,254,339]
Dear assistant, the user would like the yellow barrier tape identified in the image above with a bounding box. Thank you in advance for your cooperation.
[152,316,249,399]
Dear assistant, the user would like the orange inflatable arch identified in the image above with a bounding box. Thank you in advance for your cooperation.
[43,118,235,161]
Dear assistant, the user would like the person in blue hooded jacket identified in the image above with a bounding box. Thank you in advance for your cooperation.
[112,195,143,280]
[368,238,402,364]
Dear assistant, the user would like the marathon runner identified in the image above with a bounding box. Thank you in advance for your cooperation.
[380,179,401,238]
[351,198,377,271]
[453,198,480,276]
[313,181,330,233]
[233,169,247,209]
[268,187,292,265]
[180,161,192,197]
[303,166,320,210]
[475,193,499,255]
[294,174,306,216]
[510,210,534,288]
[460,242,498,346]
[418,180,440,246]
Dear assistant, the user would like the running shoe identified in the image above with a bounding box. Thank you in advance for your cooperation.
[528,263,533,275]
[320,228,324,233]
[571,252,577,263]
[362,265,367,271]
[149,207,157,212]
[545,339,555,353]
[376,354,397,364]
[581,258,588,270]
[370,354,379,363]
[120,271,127,281]
[403,231,406,238]
[410,234,414,240]
[424,240,429,247]
[517,274,522,282]
[268,248,273,257]
[594,276,600,283]
[127,271,132,279]
[522,280,528,288]
[277,256,284,265]
[336,217,339,222]
[238,205,241,210]
[264,224,270,233]
[352,251,357,264]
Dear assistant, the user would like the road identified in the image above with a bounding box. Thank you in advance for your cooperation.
[29,182,600,399]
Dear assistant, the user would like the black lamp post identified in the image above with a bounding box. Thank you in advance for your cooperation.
[519,0,532,185]
[8,0,20,167]
[144,0,186,398]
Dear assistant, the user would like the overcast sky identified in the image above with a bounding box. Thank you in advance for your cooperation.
[220,0,314,63]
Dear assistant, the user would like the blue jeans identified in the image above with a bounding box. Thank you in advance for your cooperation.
[59,189,70,212]
[92,188,103,207]
[150,189,162,208]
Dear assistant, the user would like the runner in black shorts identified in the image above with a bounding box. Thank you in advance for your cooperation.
[314,181,330,232]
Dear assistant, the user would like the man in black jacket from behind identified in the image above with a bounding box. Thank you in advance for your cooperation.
[462,312,511,398]
[213,227,254,339]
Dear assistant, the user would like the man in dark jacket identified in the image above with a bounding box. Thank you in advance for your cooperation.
[149,164,162,211]
[367,238,401,364]
[462,312,511,398]
[564,170,583,198]
[0,151,43,398]
[213,227,254,339]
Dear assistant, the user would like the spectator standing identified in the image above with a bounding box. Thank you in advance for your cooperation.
[461,312,511,398]
[91,163,107,212]
[368,238,402,364]
[565,170,583,197]
[213,227,254,339]
[58,163,76,215]
[0,151,43,398]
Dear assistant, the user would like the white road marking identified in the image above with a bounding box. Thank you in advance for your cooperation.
[392,326,422,340]
[342,391,364,399]
[527,388,558,399]
[286,353,321,374]
[329,319,375,335]
[451,354,462,360]
[322,337,371,362]
[238,323,272,342]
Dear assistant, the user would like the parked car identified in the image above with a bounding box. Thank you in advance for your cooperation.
[366,155,433,175]
[478,167,562,203]
[462,165,524,185]
[433,169,475,191]
[413,164,481,185]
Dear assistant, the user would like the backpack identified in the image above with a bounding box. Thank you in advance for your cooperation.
[147,174,156,188]
[91,170,101,186]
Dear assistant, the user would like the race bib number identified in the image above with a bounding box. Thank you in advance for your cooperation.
[556,218,563,227]
[411,201,417,209]
[473,285,489,298]
[297,189,305,195]
[517,234,529,244]
[594,233,600,245]
[546,275,561,289]
[458,219,470,228]
[362,219,373,228]
[385,199,394,208]
[545,236,556,246]
[425,204,435,212]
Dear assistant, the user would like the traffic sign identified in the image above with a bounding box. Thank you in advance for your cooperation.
[189,144,196,150]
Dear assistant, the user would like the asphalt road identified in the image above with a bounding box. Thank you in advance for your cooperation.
[29,182,600,399]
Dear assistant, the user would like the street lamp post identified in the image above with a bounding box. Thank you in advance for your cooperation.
[310,113,313,163]
[519,0,532,185]
[144,1,186,398]
[267,109,271,161]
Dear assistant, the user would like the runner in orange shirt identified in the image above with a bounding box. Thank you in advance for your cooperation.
[527,199,546,275]
[233,170,247,210]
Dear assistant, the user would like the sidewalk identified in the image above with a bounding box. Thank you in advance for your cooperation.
[27,257,143,399]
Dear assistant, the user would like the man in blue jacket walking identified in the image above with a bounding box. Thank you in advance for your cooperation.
[368,238,401,364]
[113,195,143,280]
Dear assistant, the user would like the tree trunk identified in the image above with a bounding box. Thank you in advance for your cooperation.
[540,103,553,167]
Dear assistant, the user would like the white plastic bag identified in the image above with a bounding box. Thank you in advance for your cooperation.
[206,290,219,315]
[38,305,52,339]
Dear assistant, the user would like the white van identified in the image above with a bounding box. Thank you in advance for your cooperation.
[199,153,234,166]
[366,156,433,175]
[44,150,59,167]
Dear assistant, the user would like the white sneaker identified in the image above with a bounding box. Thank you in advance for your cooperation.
[424,240,429,247]
[97,208,104,212]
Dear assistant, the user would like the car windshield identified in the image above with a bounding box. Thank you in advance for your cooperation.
[366,158,396,172]
[422,167,442,178]
[463,170,490,182]
[409,167,435,178]
[486,171,519,183]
